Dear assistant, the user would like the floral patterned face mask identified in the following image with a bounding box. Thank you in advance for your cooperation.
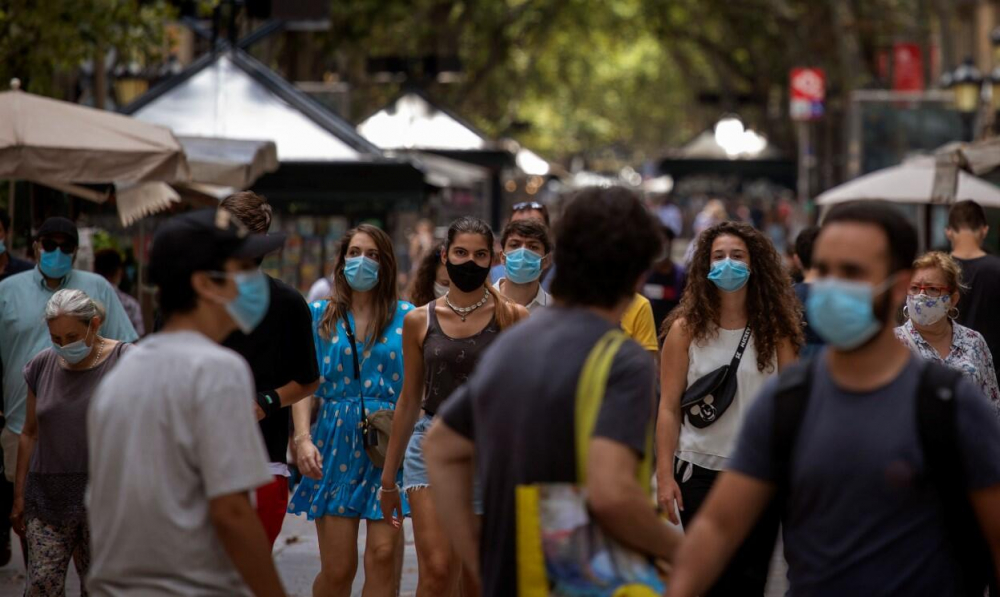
[907,293,950,326]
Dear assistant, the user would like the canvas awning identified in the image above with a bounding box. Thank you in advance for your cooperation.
[0,88,190,184]
[815,157,1000,207]
[126,49,378,162]
[358,90,490,151]
[400,151,489,188]
[178,136,279,190]
[101,137,280,226]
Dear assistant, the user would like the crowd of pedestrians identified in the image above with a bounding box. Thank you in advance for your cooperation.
[2,187,1000,597]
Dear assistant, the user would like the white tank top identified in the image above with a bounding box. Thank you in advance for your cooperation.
[676,327,776,471]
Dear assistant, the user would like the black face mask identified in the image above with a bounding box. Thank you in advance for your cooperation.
[446,259,491,293]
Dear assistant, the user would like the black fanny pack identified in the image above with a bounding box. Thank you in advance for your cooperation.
[680,326,751,428]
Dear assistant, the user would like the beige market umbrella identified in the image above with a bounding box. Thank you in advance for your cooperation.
[0,85,191,227]
[0,88,190,184]
[815,157,1000,207]
[104,136,280,227]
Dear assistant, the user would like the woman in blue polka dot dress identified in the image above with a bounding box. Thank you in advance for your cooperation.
[288,224,413,595]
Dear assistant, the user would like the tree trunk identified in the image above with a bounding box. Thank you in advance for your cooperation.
[93,44,106,110]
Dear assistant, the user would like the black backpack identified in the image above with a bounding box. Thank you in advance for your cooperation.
[771,359,995,596]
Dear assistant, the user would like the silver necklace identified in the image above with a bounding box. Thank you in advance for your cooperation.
[445,288,490,322]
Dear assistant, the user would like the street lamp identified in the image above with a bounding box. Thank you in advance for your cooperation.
[952,58,983,140]
[113,61,150,107]
[952,58,983,113]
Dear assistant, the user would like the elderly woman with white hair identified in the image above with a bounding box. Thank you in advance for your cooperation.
[11,289,132,596]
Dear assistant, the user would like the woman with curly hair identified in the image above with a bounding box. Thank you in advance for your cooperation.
[406,244,449,308]
[656,221,801,596]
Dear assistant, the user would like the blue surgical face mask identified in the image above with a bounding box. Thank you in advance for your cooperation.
[707,258,750,292]
[52,326,95,365]
[504,248,544,284]
[344,256,380,292]
[225,270,271,334]
[39,248,73,279]
[806,276,895,351]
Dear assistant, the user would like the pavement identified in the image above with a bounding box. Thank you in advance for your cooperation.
[0,514,419,597]
[0,514,785,596]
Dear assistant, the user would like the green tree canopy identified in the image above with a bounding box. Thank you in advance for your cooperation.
[0,0,174,97]
[319,0,928,162]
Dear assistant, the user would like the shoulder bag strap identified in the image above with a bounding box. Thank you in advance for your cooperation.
[575,330,653,491]
[917,362,991,595]
[343,317,366,416]
[772,357,814,500]
[728,326,753,371]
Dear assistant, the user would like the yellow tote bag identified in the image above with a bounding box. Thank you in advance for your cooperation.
[516,330,663,597]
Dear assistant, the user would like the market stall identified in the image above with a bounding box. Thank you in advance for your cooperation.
[357,87,515,228]
[122,47,427,293]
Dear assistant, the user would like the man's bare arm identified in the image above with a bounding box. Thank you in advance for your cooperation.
[209,492,287,597]
[424,419,480,576]
[970,484,1000,580]
[587,438,681,562]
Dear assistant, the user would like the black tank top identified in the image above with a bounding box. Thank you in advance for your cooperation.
[422,302,500,415]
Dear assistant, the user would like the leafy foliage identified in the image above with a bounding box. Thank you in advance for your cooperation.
[322,0,696,160]
[0,0,175,96]
[321,0,926,161]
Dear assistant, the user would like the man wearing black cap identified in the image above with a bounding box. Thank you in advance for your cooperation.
[220,191,320,548]
[0,216,137,563]
[88,208,287,597]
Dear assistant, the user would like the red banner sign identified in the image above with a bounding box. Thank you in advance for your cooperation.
[790,68,826,120]
[893,43,925,92]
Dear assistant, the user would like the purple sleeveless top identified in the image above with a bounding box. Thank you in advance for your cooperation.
[421,304,500,415]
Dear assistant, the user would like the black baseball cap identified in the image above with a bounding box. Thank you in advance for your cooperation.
[149,208,285,286]
[35,217,79,245]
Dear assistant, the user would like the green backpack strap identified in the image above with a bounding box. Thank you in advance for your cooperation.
[575,330,653,491]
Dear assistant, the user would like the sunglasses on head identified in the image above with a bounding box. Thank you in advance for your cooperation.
[513,202,544,211]
[39,238,77,254]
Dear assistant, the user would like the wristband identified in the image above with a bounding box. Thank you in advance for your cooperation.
[377,483,401,499]
[255,390,281,418]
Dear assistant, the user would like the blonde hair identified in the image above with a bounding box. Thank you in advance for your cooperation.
[912,251,965,292]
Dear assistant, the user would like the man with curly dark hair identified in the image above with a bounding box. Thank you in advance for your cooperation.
[422,186,680,597]
[656,220,802,596]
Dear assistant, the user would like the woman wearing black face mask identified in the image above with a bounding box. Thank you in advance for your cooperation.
[380,217,528,596]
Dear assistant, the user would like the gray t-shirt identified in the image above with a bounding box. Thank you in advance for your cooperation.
[23,342,131,524]
[439,306,656,597]
[87,331,271,597]
[730,355,1000,596]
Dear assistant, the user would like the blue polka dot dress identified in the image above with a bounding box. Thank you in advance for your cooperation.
[288,300,413,521]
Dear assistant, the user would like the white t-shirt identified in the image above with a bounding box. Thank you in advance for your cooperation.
[493,278,551,312]
[306,277,332,304]
[676,327,774,471]
[87,331,272,597]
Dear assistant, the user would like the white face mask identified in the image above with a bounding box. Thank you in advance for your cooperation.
[433,282,449,299]
[907,294,951,326]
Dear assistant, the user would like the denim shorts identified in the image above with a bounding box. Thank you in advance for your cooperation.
[403,414,483,514]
